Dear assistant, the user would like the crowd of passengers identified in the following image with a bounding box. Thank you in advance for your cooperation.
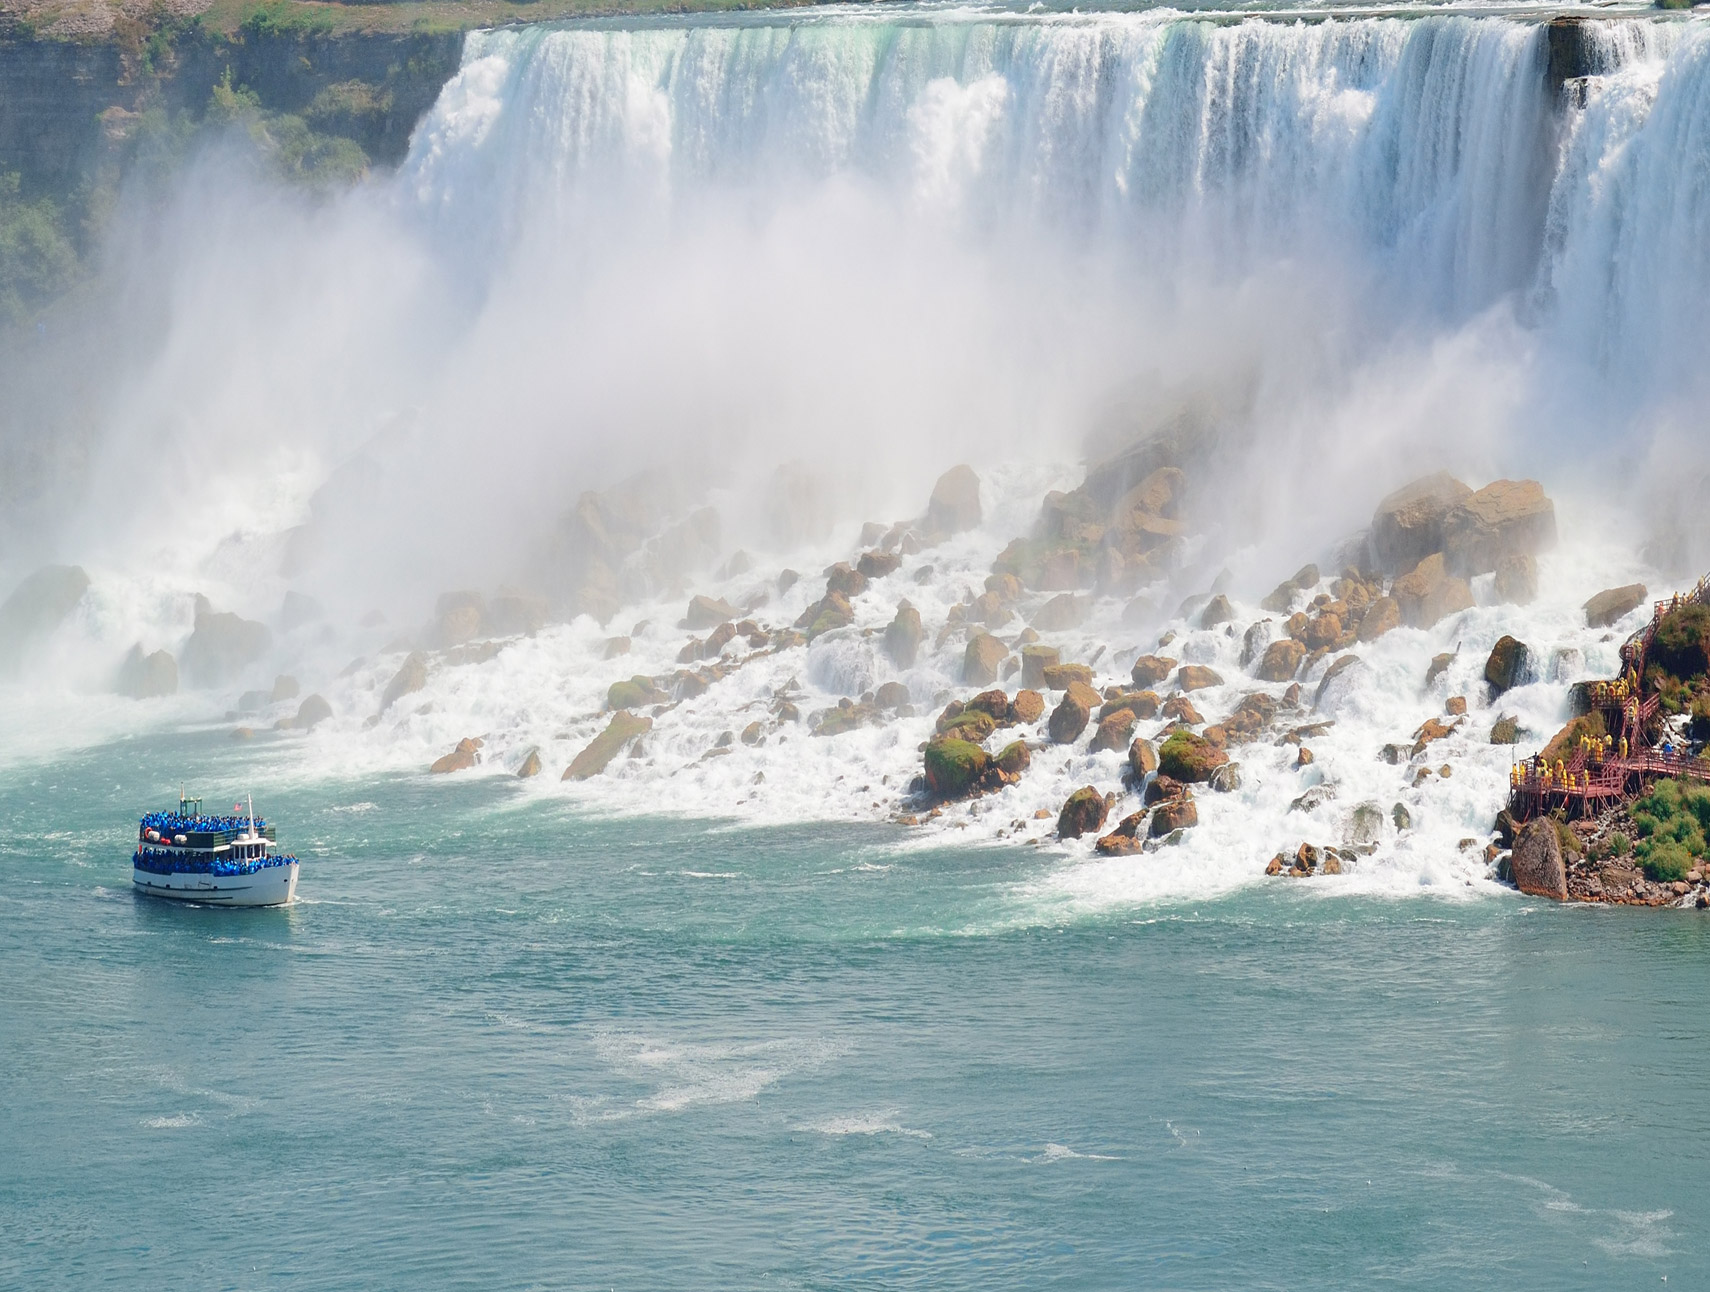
[139,812,268,838]
[133,847,293,876]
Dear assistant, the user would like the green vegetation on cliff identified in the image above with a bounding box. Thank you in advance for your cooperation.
[1628,778,1710,882]
[0,172,77,323]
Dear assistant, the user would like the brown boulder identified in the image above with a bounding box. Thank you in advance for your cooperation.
[1089,709,1138,753]
[1301,612,1343,651]
[884,602,924,668]
[1031,593,1088,631]
[1356,596,1401,642]
[1128,737,1159,779]
[875,681,912,711]
[1160,695,1203,725]
[856,549,902,580]
[1131,655,1177,688]
[431,737,483,774]
[963,633,1008,685]
[1256,638,1306,682]
[928,464,983,534]
[1149,796,1198,836]
[1199,594,1235,628]
[1047,691,1092,744]
[1484,636,1531,694]
[1057,786,1110,840]
[1443,479,1557,577]
[1095,813,1146,856]
[1371,472,1473,574]
[1391,553,1474,629]
[1010,689,1046,724]
[516,748,542,778]
[564,712,652,780]
[823,562,869,599]
[1583,583,1648,629]
[1510,818,1567,899]
[970,591,1012,628]
[1020,644,1060,689]
[1102,690,1159,721]
[1494,554,1538,606]
[1041,662,1094,691]
[382,651,430,712]
[1177,664,1224,692]
[683,594,740,630]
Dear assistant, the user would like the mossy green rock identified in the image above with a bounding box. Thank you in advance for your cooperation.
[607,675,666,710]
[924,736,990,800]
[940,708,998,743]
[1158,730,1228,783]
[564,711,652,780]
[994,740,1030,778]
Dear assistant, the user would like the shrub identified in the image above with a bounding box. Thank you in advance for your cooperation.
[1608,831,1631,857]
[1641,840,1694,883]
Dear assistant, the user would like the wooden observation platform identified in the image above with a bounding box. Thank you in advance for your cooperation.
[1508,575,1710,823]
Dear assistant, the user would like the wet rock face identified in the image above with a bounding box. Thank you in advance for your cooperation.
[1584,583,1648,629]
[1494,554,1539,606]
[115,644,177,699]
[1443,479,1558,577]
[1371,473,1473,575]
[1047,689,1092,745]
[684,594,740,630]
[564,711,652,780]
[1256,638,1305,682]
[1131,655,1177,688]
[1128,736,1159,779]
[516,749,543,778]
[0,564,90,671]
[963,633,1009,686]
[1177,664,1223,692]
[432,590,486,647]
[1356,595,1401,642]
[928,464,983,535]
[382,651,430,712]
[181,596,272,687]
[1511,818,1567,899]
[1020,644,1060,689]
[1057,786,1109,839]
[1390,553,1474,629]
[1484,636,1532,694]
[884,603,923,669]
[292,694,333,730]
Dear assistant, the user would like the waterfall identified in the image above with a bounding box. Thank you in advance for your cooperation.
[400,10,1710,391]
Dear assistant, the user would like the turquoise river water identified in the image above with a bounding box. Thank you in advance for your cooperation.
[2,730,1709,1289]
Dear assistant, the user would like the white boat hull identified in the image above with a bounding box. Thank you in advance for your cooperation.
[132,862,298,907]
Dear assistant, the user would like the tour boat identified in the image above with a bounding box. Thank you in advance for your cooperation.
[132,793,298,907]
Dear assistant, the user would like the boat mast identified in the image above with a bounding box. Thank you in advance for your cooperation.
[248,792,255,839]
